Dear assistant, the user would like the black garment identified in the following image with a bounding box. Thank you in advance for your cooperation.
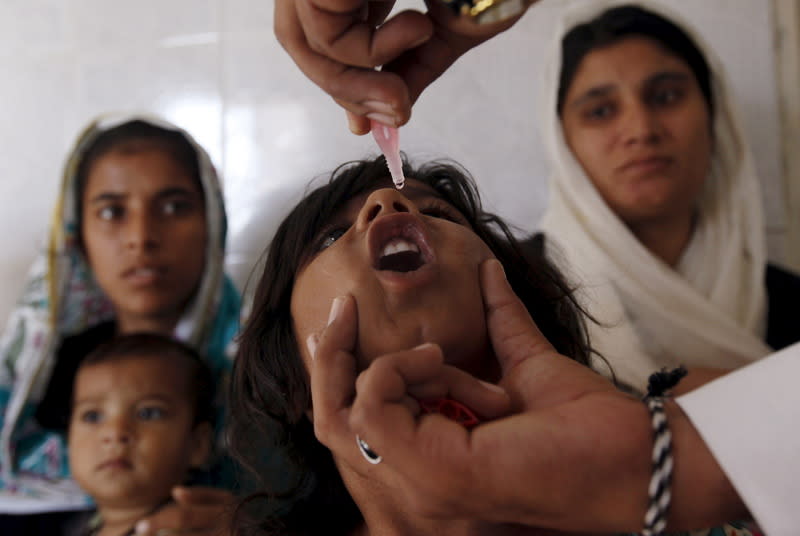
[35,321,116,431]
[0,509,93,536]
[765,263,800,350]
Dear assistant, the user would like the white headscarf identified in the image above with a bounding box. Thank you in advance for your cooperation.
[538,0,771,390]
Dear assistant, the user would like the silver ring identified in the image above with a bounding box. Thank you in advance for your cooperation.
[356,434,382,464]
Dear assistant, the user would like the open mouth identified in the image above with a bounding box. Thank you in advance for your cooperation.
[370,214,432,273]
[377,238,425,272]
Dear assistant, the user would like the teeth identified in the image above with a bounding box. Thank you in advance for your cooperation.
[380,238,419,258]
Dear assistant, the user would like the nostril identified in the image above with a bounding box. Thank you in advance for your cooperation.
[392,201,409,213]
[366,204,382,222]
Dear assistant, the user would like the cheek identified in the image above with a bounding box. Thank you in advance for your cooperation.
[83,234,116,284]
[563,123,612,182]
[290,263,352,358]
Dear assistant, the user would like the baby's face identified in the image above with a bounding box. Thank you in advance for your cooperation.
[68,355,209,510]
[291,179,497,379]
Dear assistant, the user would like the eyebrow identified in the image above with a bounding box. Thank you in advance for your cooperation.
[644,71,691,87]
[88,186,199,205]
[569,70,691,109]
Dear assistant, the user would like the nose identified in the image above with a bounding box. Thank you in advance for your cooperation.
[125,209,159,251]
[102,416,132,445]
[355,188,418,231]
[621,101,662,146]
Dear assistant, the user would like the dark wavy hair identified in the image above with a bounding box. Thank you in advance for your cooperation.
[78,332,215,427]
[558,5,713,117]
[228,156,594,535]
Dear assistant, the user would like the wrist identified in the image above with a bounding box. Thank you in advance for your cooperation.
[665,400,749,530]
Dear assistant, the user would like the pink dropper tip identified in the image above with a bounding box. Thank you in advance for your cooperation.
[370,119,405,189]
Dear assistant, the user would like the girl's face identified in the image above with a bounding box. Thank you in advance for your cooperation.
[291,179,496,379]
[81,147,207,332]
[560,37,712,229]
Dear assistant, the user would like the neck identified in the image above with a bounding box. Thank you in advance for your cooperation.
[628,211,695,267]
[115,312,180,335]
[96,500,167,536]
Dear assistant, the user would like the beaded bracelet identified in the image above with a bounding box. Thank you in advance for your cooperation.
[641,366,687,536]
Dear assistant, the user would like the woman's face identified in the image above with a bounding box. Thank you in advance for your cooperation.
[81,146,207,332]
[290,180,496,379]
[560,37,712,228]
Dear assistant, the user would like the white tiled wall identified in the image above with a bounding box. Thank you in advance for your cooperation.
[0,0,787,326]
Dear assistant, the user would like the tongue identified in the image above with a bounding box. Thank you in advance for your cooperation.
[378,251,423,272]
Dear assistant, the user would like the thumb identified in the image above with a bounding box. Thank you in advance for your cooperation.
[480,259,557,376]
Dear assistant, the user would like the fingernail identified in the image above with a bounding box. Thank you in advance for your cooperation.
[479,380,506,394]
[134,520,149,534]
[363,100,395,114]
[306,333,319,360]
[328,296,346,326]
[366,112,397,128]
[347,113,360,134]
[413,342,435,351]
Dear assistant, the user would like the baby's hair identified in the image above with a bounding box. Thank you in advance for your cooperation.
[73,119,204,251]
[558,5,713,117]
[77,332,215,427]
[229,155,595,535]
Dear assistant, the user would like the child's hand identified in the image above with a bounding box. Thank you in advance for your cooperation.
[133,486,235,535]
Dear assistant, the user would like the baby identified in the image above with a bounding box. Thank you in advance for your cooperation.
[66,333,215,536]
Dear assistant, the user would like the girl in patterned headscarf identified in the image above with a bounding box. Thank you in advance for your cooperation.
[0,114,241,531]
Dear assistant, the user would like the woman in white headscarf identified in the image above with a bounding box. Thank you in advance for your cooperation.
[0,114,241,533]
[538,1,800,392]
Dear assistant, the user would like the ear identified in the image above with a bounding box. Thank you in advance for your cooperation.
[188,422,213,468]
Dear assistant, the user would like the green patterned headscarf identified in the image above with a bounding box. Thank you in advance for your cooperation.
[0,113,241,509]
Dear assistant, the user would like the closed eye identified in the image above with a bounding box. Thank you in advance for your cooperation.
[420,201,464,224]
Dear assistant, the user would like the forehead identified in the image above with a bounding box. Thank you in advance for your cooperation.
[74,354,192,399]
[568,36,694,93]
[83,147,200,195]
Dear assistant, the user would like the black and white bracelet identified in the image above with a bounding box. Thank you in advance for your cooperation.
[641,366,687,536]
